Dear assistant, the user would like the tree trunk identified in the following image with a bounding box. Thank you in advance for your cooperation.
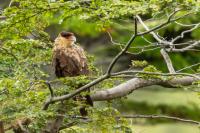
[41,115,64,133]
[41,104,66,133]
[0,121,5,133]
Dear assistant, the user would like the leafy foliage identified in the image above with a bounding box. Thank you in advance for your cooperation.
[131,60,148,68]
[0,0,200,132]
[138,65,162,79]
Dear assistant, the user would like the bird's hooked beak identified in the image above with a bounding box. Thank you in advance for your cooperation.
[70,36,76,42]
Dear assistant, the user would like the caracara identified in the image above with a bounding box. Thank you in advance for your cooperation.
[52,31,92,115]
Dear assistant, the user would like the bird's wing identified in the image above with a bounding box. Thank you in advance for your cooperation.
[74,44,89,75]
[52,47,81,77]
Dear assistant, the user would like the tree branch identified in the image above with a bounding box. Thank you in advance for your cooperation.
[91,76,198,101]
[45,81,54,97]
[176,62,200,72]
[120,114,200,125]
[42,17,139,110]
[172,23,200,43]
[106,18,138,74]
[167,41,200,52]
[42,75,109,110]
[137,9,191,36]
[160,49,175,73]
[136,15,170,45]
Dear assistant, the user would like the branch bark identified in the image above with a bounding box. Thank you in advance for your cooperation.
[160,49,175,73]
[41,115,64,133]
[120,114,200,125]
[0,121,4,133]
[91,76,198,101]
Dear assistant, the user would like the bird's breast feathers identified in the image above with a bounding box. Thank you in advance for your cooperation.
[52,43,89,77]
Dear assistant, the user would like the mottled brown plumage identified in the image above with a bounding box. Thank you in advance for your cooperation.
[52,31,92,116]
[52,32,89,77]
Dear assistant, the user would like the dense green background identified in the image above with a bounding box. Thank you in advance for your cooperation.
[0,0,200,133]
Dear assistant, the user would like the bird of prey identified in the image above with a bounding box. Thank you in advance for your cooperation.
[52,31,92,115]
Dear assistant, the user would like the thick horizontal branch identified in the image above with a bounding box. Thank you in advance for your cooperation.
[91,76,198,101]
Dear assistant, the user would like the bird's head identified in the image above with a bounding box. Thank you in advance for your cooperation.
[59,31,76,46]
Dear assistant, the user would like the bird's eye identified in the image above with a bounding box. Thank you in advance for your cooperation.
[61,32,68,37]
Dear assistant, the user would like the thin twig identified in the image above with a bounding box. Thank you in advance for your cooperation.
[175,21,199,27]
[0,47,18,61]
[136,15,177,72]
[120,114,200,125]
[176,62,200,72]
[9,0,13,7]
[172,23,200,43]
[167,41,200,52]
[106,18,138,74]
[137,9,191,36]
[57,114,200,125]
[126,47,160,55]
[45,81,54,97]
[136,15,170,45]
[111,71,200,80]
